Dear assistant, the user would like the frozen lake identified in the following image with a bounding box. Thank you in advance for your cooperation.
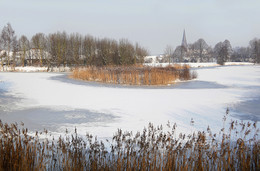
[0,65,260,138]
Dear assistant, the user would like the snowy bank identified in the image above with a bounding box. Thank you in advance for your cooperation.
[144,62,255,68]
[0,66,71,72]
[0,62,255,73]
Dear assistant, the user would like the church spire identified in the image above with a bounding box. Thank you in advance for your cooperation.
[181,29,188,49]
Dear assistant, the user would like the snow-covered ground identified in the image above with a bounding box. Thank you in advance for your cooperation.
[0,62,254,73]
[0,65,259,139]
[144,62,254,68]
[0,66,71,72]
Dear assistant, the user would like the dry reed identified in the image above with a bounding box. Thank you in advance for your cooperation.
[71,65,197,86]
[0,109,259,170]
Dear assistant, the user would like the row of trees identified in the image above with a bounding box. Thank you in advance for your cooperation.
[164,38,260,65]
[1,23,259,67]
[0,23,149,67]
[214,39,260,65]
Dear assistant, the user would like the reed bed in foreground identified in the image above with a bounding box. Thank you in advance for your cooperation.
[71,65,197,85]
[0,110,259,170]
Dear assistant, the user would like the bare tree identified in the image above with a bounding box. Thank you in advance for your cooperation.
[222,40,233,62]
[96,38,112,66]
[135,43,149,64]
[19,35,30,67]
[231,47,250,62]
[164,45,174,64]
[193,38,209,62]
[12,37,18,67]
[46,33,56,67]
[82,35,96,65]
[31,33,46,66]
[55,32,68,66]
[214,42,226,65]
[119,39,135,65]
[69,33,82,66]
[1,23,16,67]
[249,38,260,63]
[0,32,4,67]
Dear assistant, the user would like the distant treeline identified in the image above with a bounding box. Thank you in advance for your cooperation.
[1,22,260,68]
[163,38,260,65]
[0,23,148,67]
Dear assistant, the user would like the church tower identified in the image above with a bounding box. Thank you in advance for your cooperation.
[181,29,188,50]
[180,29,188,62]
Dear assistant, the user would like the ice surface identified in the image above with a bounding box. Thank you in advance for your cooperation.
[0,65,259,138]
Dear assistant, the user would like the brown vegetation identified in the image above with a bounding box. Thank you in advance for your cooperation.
[72,64,197,86]
[0,110,259,170]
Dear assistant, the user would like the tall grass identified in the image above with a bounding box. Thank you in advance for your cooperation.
[0,110,259,170]
[71,65,197,86]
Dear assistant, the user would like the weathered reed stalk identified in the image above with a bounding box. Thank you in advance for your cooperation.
[0,110,259,170]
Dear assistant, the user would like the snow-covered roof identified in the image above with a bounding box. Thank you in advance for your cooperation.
[144,56,158,63]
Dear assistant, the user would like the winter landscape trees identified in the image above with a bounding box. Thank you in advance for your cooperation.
[164,45,174,64]
[213,40,233,65]
[250,38,260,63]
[169,37,259,64]
[0,23,149,68]
[0,23,17,67]
[1,23,260,67]
[0,23,259,170]
[18,35,30,67]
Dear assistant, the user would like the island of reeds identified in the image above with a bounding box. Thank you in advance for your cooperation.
[72,64,197,85]
[0,111,259,170]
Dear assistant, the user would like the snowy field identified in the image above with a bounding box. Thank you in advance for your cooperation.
[0,65,260,139]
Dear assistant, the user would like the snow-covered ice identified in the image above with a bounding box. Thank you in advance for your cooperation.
[144,62,254,68]
[0,65,259,138]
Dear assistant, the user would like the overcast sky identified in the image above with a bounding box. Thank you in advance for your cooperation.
[0,0,259,54]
